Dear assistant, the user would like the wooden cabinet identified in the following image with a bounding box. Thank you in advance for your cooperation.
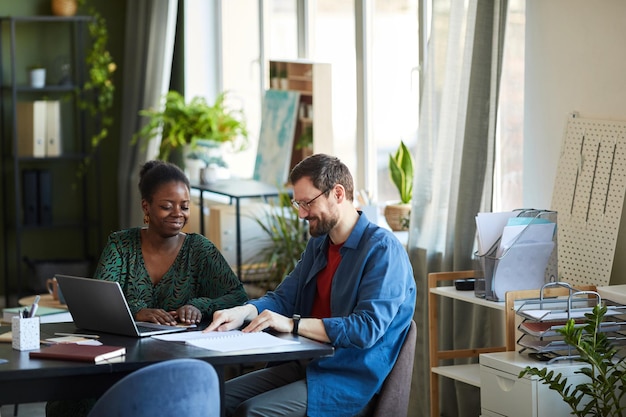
[0,16,101,304]
[268,59,333,171]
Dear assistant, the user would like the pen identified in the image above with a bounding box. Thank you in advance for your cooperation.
[28,295,40,318]
[54,332,100,339]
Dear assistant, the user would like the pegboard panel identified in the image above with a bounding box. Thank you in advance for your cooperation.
[551,113,626,287]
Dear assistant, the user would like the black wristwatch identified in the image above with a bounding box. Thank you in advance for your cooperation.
[292,314,301,335]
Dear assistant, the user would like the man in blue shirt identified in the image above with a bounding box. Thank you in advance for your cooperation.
[206,153,416,417]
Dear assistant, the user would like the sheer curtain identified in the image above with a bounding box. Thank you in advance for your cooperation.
[407,1,508,416]
[117,0,179,229]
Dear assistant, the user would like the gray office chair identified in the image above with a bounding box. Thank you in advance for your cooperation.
[87,358,220,417]
[370,319,417,417]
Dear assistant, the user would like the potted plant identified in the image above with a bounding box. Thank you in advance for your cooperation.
[270,65,280,89]
[519,304,626,417]
[278,68,289,90]
[132,90,248,169]
[384,140,414,231]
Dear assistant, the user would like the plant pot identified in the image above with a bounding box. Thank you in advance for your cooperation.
[29,68,46,88]
[184,158,206,184]
[384,203,411,231]
[51,0,78,16]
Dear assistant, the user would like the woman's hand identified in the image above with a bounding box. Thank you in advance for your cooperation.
[136,308,177,325]
[172,305,202,324]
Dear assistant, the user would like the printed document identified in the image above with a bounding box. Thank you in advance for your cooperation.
[152,330,300,352]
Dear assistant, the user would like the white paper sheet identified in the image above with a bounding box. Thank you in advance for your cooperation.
[475,211,518,255]
[152,330,300,352]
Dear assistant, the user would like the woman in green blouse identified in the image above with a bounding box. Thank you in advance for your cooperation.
[94,160,248,325]
[46,160,248,417]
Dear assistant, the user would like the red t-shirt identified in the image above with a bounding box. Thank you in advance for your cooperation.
[311,242,343,318]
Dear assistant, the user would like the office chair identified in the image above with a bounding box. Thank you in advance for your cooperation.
[369,319,417,417]
[87,358,220,417]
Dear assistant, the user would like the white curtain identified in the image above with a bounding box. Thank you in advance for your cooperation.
[117,0,179,229]
[408,0,508,416]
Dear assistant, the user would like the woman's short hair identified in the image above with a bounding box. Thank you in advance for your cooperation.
[138,160,190,202]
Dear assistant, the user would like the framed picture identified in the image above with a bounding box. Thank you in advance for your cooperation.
[253,89,300,186]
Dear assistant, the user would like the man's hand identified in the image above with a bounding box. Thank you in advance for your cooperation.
[204,304,258,332]
[242,310,293,333]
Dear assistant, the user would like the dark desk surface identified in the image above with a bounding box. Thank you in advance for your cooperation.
[0,322,333,404]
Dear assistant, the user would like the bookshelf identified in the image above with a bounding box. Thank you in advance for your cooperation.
[268,59,333,171]
[0,16,102,305]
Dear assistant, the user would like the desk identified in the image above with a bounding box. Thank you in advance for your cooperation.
[0,322,333,417]
[190,179,290,280]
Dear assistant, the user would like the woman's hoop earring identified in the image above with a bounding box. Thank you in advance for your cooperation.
[143,214,149,224]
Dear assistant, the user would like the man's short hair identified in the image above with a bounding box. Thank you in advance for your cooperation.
[289,154,354,201]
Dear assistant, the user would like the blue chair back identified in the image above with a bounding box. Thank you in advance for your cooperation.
[87,358,220,417]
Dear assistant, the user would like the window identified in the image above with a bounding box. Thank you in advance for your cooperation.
[185,0,523,212]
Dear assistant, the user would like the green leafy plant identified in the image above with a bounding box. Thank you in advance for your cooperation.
[132,90,248,161]
[252,193,310,284]
[519,304,626,417]
[296,125,313,150]
[269,65,278,79]
[388,140,414,204]
[76,2,116,176]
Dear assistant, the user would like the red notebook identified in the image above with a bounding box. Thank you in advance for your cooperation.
[29,344,126,363]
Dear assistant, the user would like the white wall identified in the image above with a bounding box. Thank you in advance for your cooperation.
[524,0,626,284]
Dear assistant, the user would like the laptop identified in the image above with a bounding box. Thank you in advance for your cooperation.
[56,274,189,337]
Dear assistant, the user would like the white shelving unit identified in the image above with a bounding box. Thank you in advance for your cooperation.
[428,271,510,417]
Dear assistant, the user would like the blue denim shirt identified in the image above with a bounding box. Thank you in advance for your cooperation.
[250,212,416,417]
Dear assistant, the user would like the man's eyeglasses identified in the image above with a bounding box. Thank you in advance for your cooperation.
[291,188,330,211]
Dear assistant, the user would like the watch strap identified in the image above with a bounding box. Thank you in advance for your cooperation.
[292,314,301,335]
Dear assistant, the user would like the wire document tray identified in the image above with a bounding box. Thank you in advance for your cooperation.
[515,282,626,363]
[475,209,558,301]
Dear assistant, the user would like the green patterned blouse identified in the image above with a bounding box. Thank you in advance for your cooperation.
[93,227,248,318]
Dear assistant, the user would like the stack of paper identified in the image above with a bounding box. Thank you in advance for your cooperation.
[475,212,556,258]
[2,306,71,324]
[475,210,557,300]
[152,330,299,353]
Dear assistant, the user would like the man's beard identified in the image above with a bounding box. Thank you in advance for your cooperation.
[307,214,338,237]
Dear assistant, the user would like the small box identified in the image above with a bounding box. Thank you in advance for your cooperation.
[12,316,40,351]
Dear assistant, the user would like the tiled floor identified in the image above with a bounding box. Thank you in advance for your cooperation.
[0,403,45,417]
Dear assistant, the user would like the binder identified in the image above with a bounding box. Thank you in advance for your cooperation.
[22,170,39,225]
[16,101,46,157]
[38,170,52,225]
[45,100,61,156]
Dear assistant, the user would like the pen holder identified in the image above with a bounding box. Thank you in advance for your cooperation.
[12,316,40,351]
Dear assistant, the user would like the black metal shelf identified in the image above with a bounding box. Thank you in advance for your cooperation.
[0,15,102,306]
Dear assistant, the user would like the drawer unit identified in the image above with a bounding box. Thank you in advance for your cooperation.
[480,351,586,417]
